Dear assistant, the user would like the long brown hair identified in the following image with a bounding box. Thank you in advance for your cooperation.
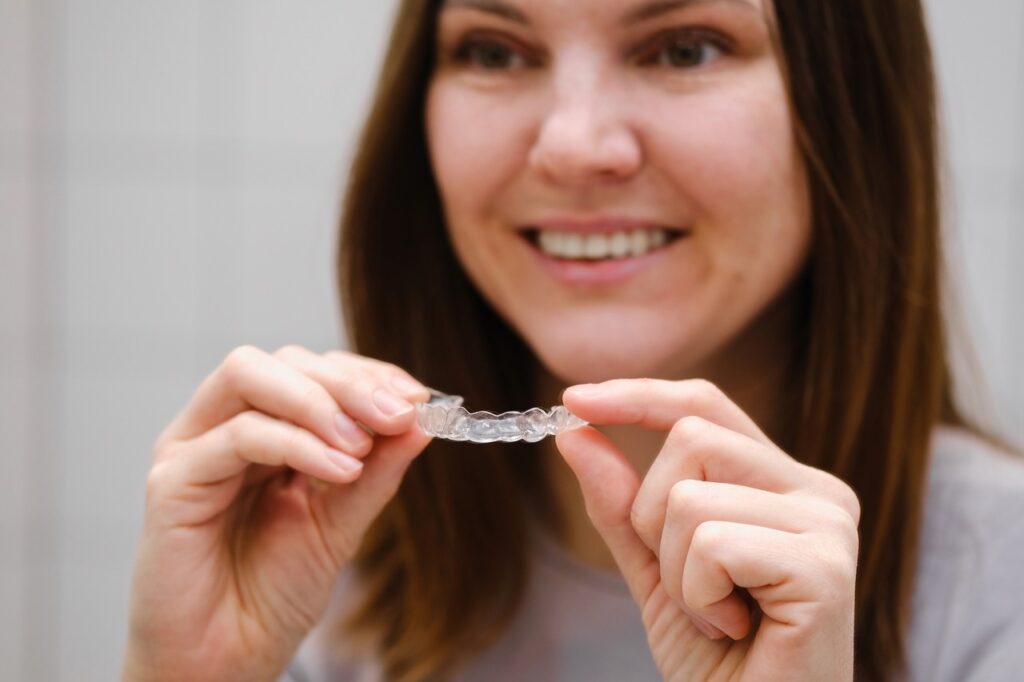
[335,1,990,679]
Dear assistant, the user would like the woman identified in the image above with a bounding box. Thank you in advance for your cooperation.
[122,0,1024,680]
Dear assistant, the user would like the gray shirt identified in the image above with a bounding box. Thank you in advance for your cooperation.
[283,424,1024,681]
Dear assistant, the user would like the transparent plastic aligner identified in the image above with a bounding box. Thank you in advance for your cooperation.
[415,388,588,443]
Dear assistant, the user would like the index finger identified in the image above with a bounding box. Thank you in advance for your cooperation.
[159,345,352,455]
[561,378,776,450]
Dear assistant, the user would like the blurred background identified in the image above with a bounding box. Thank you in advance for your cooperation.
[1,0,1021,679]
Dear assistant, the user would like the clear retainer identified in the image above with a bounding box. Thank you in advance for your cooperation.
[415,388,588,443]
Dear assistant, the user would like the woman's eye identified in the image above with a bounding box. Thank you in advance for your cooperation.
[454,39,528,71]
[642,34,724,69]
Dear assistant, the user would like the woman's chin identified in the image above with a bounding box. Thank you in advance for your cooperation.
[532,342,686,386]
[507,309,707,385]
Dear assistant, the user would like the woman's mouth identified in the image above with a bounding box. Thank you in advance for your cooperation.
[518,226,688,286]
[522,226,686,260]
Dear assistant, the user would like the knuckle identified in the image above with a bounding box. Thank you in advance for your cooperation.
[636,377,659,391]
[690,521,727,554]
[349,376,378,403]
[325,349,357,365]
[227,344,263,366]
[151,428,173,460]
[224,413,253,460]
[816,502,860,552]
[281,422,310,457]
[144,460,174,502]
[668,479,705,516]
[685,378,725,409]
[370,357,402,374]
[669,415,711,450]
[839,484,862,526]
[327,368,364,395]
[273,344,307,362]
[299,379,331,408]
[833,507,861,554]
[323,372,372,409]
[221,345,264,385]
[821,472,861,525]
[804,468,862,526]
[820,501,852,532]
[816,549,857,597]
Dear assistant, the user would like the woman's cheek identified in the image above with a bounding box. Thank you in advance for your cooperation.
[426,85,526,206]
[645,82,806,249]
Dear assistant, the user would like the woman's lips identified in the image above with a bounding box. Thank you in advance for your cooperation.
[518,230,687,286]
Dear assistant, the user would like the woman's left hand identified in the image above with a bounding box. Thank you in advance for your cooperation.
[555,379,860,682]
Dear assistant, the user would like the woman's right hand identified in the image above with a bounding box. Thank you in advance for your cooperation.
[122,345,433,682]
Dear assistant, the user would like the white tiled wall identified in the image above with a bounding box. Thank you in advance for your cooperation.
[2,1,42,680]
[926,1,1024,437]
[1,1,1021,680]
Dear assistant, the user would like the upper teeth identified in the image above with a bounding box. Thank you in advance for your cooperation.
[536,228,673,260]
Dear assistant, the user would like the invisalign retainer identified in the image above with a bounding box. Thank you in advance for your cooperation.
[415,388,588,443]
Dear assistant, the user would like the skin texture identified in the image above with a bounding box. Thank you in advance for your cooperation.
[124,1,859,680]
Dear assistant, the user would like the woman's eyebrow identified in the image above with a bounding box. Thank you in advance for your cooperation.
[440,0,758,27]
[622,0,759,24]
[441,0,530,25]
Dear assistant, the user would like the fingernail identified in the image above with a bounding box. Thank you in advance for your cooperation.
[373,388,413,416]
[325,447,363,473]
[390,375,426,396]
[334,412,370,450]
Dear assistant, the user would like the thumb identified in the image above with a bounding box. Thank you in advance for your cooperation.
[555,426,660,607]
[318,425,433,562]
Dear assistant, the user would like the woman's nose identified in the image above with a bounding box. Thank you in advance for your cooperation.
[527,79,643,187]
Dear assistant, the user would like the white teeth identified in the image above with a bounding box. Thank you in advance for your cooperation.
[629,230,649,257]
[583,234,609,258]
[535,227,677,260]
[609,231,630,258]
[562,233,584,258]
[538,230,559,254]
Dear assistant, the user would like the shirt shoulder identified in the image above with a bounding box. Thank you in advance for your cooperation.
[921,424,1024,560]
[905,424,1024,682]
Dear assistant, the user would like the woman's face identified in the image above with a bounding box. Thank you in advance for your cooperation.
[425,0,811,384]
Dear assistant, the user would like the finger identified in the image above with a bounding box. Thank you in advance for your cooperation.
[632,417,805,552]
[682,521,854,642]
[196,410,366,482]
[160,346,358,455]
[554,426,661,608]
[322,350,433,402]
[659,479,855,614]
[146,409,364,524]
[562,378,774,448]
[314,423,434,562]
[274,346,422,439]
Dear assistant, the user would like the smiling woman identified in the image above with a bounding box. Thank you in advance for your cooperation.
[120,0,1024,681]
[426,0,807,386]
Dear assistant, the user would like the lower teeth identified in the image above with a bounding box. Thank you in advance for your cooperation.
[558,256,633,261]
